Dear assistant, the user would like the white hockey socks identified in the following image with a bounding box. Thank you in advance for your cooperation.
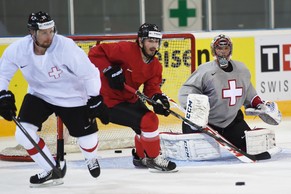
[77,132,98,159]
[15,122,56,171]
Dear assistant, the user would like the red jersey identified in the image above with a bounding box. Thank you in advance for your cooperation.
[88,41,163,107]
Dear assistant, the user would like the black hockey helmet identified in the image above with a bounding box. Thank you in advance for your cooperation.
[137,23,162,41]
[27,11,55,31]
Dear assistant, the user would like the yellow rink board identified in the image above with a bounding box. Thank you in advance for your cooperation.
[1,36,290,137]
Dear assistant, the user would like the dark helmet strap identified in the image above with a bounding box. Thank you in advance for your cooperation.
[140,40,157,64]
[137,23,161,63]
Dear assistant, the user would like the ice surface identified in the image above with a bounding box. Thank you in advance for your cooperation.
[1,117,291,194]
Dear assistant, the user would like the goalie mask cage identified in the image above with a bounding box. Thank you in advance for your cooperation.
[0,33,195,161]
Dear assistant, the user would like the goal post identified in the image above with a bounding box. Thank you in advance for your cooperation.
[70,32,196,147]
[0,33,196,161]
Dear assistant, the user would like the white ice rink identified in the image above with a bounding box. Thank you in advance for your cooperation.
[0,117,291,194]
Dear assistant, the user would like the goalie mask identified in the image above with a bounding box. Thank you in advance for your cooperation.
[211,34,232,68]
[137,23,162,63]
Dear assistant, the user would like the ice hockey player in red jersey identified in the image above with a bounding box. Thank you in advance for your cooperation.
[88,23,177,172]
[0,11,109,187]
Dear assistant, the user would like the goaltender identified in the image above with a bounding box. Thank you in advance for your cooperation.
[160,34,282,161]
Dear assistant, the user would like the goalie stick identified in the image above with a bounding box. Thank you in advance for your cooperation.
[11,116,62,178]
[166,98,274,162]
[124,84,271,163]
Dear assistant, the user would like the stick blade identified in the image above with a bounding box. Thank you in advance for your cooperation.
[253,152,271,160]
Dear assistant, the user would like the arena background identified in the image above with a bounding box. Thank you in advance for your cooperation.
[0,29,290,137]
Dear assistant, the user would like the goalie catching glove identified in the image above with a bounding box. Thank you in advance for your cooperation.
[151,93,170,116]
[103,65,125,90]
[87,95,110,124]
[0,90,17,121]
[245,101,281,125]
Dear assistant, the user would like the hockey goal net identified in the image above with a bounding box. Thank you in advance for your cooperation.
[0,33,195,161]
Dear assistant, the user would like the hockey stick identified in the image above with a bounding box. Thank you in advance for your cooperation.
[165,98,274,162]
[124,84,271,163]
[11,116,62,178]
[56,117,65,163]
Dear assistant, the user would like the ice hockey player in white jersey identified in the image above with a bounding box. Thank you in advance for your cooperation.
[0,11,109,187]
[160,34,281,161]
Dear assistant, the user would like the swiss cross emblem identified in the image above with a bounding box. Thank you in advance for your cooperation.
[222,80,243,106]
[48,66,63,79]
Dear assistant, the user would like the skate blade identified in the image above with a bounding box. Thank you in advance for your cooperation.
[148,168,179,173]
[30,178,64,188]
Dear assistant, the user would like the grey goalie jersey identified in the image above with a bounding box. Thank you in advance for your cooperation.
[178,60,258,128]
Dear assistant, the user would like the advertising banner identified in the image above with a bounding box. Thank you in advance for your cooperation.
[255,35,291,100]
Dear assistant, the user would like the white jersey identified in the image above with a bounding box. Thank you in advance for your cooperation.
[0,34,101,107]
[179,60,258,128]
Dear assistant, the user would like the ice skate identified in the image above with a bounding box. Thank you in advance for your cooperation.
[86,158,101,178]
[30,160,67,188]
[132,149,147,168]
[146,154,178,173]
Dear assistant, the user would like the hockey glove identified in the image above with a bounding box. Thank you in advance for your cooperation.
[0,90,17,121]
[87,95,110,125]
[245,101,281,125]
[151,93,170,116]
[103,65,125,90]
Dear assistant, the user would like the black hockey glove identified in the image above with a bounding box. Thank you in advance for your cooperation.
[0,90,17,121]
[103,65,125,90]
[151,93,170,117]
[87,95,110,125]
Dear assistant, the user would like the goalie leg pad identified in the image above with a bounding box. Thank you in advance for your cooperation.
[160,133,221,161]
[245,128,277,154]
